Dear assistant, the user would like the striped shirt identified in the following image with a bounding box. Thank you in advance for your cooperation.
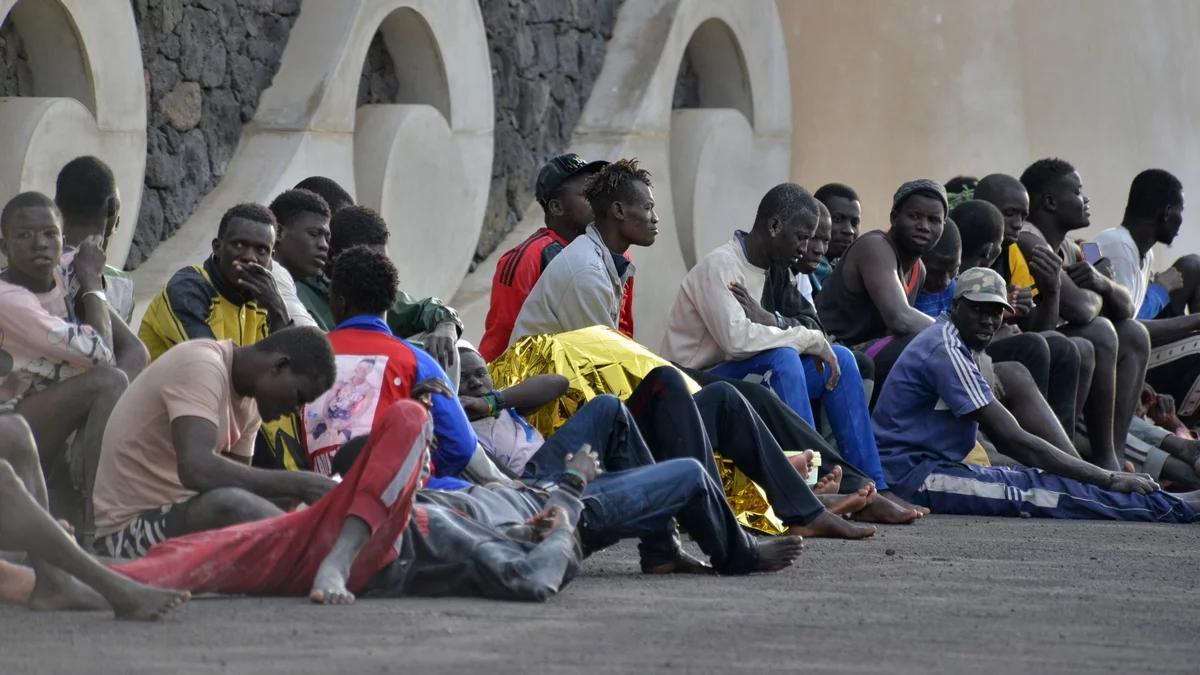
[873,316,994,495]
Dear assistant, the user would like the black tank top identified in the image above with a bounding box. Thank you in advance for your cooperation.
[815,230,921,345]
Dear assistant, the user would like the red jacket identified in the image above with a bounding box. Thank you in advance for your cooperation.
[479,227,634,360]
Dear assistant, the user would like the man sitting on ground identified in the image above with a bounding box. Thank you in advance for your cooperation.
[0,192,144,539]
[91,327,338,558]
[874,267,1200,521]
[815,180,947,393]
[1017,158,1150,471]
[811,183,862,292]
[480,154,629,360]
[662,184,891,498]
[0,414,190,620]
[267,189,332,328]
[55,155,135,323]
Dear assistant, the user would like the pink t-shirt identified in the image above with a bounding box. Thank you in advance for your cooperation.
[0,268,113,410]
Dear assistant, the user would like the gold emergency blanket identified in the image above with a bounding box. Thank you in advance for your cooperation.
[489,326,785,534]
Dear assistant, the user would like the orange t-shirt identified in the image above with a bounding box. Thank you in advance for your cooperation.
[93,340,260,534]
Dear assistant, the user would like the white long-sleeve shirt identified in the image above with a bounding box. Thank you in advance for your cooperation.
[661,235,829,369]
[269,261,318,328]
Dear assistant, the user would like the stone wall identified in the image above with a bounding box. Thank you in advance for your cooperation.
[127,0,300,268]
[474,0,623,262]
[0,18,31,97]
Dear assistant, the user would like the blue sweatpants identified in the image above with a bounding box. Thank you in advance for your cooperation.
[909,462,1199,522]
[710,345,889,489]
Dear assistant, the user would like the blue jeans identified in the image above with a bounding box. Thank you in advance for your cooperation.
[711,345,889,489]
[523,394,758,573]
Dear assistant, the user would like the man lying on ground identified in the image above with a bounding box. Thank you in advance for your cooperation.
[0,192,143,540]
[91,327,338,558]
[0,414,189,620]
[874,267,1200,521]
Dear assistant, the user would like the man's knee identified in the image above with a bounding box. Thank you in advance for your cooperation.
[81,365,129,398]
[761,347,805,375]
[1074,316,1118,356]
[661,457,710,493]
[1114,319,1150,358]
[1044,333,1080,368]
[1068,336,1095,366]
[187,486,276,526]
[377,400,430,433]
[994,360,1037,392]
[832,344,859,371]
[1171,253,1200,281]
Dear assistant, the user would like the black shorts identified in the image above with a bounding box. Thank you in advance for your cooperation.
[92,503,187,559]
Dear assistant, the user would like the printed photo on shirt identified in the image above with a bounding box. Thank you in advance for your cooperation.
[304,355,388,468]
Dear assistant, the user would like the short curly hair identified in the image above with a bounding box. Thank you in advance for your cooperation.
[269,189,331,233]
[329,245,398,315]
[1019,158,1076,206]
[584,158,653,220]
[329,206,388,259]
[294,176,354,214]
[217,202,277,239]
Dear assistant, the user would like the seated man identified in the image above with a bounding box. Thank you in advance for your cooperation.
[459,344,884,543]
[91,327,339,558]
[0,192,144,539]
[874,267,1200,521]
[812,183,863,293]
[295,204,462,376]
[0,414,189,620]
[55,155,135,323]
[510,158,654,347]
[480,154,634,360]
[815,180,948,394]
[294,176,354,214]
[661,184,889,496]
[914,217,961,317]
[303,246,807,572]
[1017,159,1150,470]
[267,189,332,328]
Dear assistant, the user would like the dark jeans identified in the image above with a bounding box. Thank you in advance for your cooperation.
[522,394,758,574]
[679,365,874,493]
[987,332,1080,438]
[626,366,825,526]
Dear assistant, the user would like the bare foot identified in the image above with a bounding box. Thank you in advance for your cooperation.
[880,490,930,515]
[753,536,804,572]
[820,483,877,516]
[813,466,843,495]
[787,450,815,481]
[309,559,355,605]
[787,510,876,539]
[642,550,715,575]
[27,569,107,612]
[850,494,924,524]
[109,582,190,622]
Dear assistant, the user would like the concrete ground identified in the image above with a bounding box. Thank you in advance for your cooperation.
[1,515,1196,674]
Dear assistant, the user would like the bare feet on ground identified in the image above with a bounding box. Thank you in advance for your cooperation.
[849,494,924,524]
[812,465,843,495]
[787,510,876,539]
[26,570,107,612]
[754,536,804,572]
[309,558,355,605]
[880,491,930,516]
[821,483,876,516]
[108,581,190,621]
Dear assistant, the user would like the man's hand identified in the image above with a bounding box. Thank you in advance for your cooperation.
[1024,245,1062,293]
[459,395,492,420]
[525,505,570,541]
[804,339,841,390]
[74,235,107,292]
[729,282,776,327]
[1005,285,1034,320]
[411,378,454,409]
[1148,393,1185,431]
[295,472,338,504]
[1107,471,1159,494]
[1154,266,1185,293]
[1065,260,1111,294]
[235,261,288,322]
[424,322,459,371]
[563,444,601,483]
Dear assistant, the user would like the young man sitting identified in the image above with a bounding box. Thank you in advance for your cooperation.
[0,414,190,620]
[811,183,863,292]
[267,189,332,328]
[0,192,144,540]
[91,327,339,558]
[662,184,890,499]
[874,267,1200,521]
[479,154,626,360]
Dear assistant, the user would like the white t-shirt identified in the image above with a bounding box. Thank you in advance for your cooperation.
[1095,226,1152,312]
[269,262,318,328]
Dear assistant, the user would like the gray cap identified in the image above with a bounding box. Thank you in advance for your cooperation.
[893,179,949,215]
[954,267,1014,311]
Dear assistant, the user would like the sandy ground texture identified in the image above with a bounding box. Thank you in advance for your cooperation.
[0,515,1197,674]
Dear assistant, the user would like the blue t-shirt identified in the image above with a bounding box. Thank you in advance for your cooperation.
[913,279,956,318]
[873,317,994,496]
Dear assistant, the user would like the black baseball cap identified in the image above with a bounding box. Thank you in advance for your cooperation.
[535,154,608,205]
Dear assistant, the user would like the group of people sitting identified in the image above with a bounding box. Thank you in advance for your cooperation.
[1,150,1198,622]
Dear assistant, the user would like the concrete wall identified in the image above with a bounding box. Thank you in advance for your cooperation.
[778,0,1200,257]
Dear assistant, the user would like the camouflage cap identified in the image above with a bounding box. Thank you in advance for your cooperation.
[954,267,1014,311]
